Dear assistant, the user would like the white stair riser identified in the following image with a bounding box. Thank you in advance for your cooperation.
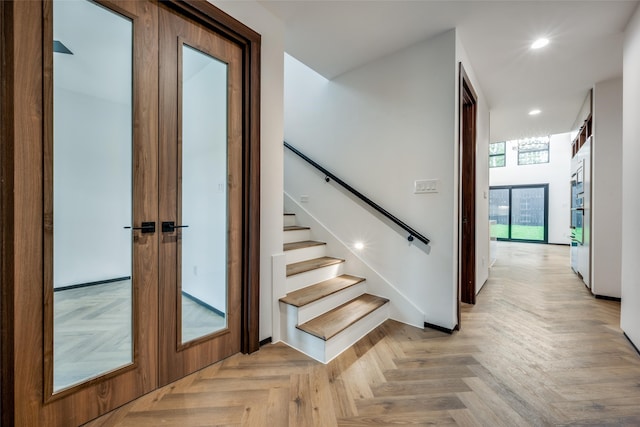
[280,301,389,364]
[324,303,388,362]
[285,244,327,264]
[283,228,311,243]
[284,214,296,227]
[295,281,367,324]
[280,301,325,362]
[286,263,344,293]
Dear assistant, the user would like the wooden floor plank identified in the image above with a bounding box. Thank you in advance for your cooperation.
[448,408,483,427]
[289,373,313,426]
[355,395,466,416]
[264,387,289,427]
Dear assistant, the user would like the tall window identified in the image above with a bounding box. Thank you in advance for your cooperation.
[518,136,549,165]
[489,142,505,168]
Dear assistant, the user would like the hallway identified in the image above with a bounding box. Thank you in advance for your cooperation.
[87,242,640,426]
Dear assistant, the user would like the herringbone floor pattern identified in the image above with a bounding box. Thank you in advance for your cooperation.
[86,242,640,426]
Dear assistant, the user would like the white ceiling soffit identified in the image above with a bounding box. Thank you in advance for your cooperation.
[260,0,638,141]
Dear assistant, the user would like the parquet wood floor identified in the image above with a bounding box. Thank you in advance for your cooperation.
[85,242,640,426]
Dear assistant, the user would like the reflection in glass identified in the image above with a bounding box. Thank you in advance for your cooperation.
[180,45,228,343]
[53,0,133,391]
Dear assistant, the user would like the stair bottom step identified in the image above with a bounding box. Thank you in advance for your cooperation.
[297,294,389,341]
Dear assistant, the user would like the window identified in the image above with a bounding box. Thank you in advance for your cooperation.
[517,136,549,165]
[489,142,505,168]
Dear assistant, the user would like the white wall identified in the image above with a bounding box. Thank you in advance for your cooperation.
[490,133,572,245]
[181,52,227,310]
[456,35,491,295]
[210,1,284,341]
[621,3,640,350]
[53,1,133,288]
[571,91,592,131]
[54,88,132,287]
[284,29,489,330]
[591,77,622,298]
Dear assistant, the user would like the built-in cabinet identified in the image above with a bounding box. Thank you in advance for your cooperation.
[570,80,624,300]
[570,121,591,289]
[590,78,623,299]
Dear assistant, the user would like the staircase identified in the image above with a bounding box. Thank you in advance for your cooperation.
[279,212,389,363]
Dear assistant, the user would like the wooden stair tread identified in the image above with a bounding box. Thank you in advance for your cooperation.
[297,294,389,341]
[286,257,344,277]
[284,225,310,231]
[283,240,326,252]
[280,274,365,307]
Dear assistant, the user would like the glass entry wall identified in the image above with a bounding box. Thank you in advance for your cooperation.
[489,184,549,243]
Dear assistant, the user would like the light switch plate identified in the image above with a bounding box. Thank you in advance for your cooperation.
[414,179,439,194]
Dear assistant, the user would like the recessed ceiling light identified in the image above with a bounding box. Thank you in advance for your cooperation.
[354,242,364,250]
[531,38,549,50]
[529,109,541,116]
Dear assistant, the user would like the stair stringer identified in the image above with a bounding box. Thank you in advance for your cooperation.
[284,192,425,329]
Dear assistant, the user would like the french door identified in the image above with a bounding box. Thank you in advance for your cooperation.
[2,1,259,425]
[489,184,549,243]
[157,7,243,385]
[46,0,242,402]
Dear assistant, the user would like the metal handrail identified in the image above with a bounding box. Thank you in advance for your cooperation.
[284,141,430,245]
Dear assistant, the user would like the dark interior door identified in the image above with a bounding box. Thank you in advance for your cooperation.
[460,64,477,308]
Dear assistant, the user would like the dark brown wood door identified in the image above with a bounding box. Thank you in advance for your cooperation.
[459,64,477,311]
[158,7,243,386]
[40,1,159,425]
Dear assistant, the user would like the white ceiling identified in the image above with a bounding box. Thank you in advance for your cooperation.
[260,0,638,142]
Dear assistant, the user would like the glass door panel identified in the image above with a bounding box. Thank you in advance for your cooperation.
[489,185,548,243]
[52,0,133,392]
[489,188,510,239]
[180,45,228,343]
[511,187,546,241]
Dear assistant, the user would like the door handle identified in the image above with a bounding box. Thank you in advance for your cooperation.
[124,221,156,233]
[162,221,189,233]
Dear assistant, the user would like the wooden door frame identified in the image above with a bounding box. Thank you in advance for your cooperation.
[458,63,477,326]
[0,2,14,424]
[1,1,260,425]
